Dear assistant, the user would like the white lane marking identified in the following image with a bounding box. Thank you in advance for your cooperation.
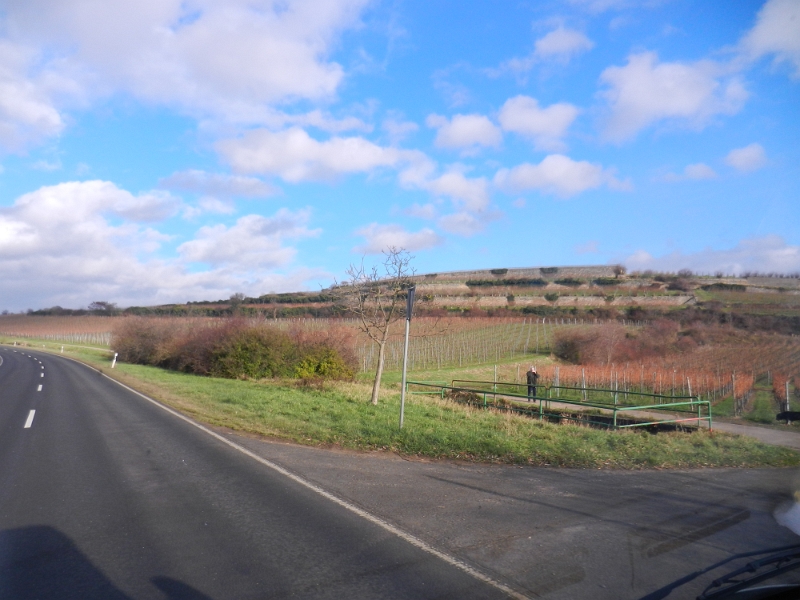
[102,375,527,599]
[37,384,42,391]
[41,366,44,370]
[41,373,44,378]
[24,410,35,428]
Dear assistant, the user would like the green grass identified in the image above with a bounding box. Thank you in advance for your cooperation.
[744,388,780,424]
[5,337,800,469]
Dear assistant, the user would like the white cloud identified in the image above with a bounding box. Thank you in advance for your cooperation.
[0,180,325,310]
[0,41,75,152]
[0,0,370,151]
[625,235,800,275]
[740,0,800,77]
[382,114,419,144]
[283,110,372,134]
[437,211,488,237]
[494,154,627,198]
[426,170,490,212]
[197,197,236,215]
[534,27,595,60]
[498,95,579,151]
[725,143,767,172]
[598,51,748,141]
[426,113,502,152]
[496,26,593,75]
[661,162,718,182]
[684,163,718,180]
[159,169,277,198]
[217,127,421,182]
[5,0,369,121]
[178,209,318,267]
[354,223,443,254]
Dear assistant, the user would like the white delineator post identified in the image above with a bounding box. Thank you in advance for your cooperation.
[399,285,416,429]
[111,352,118,368]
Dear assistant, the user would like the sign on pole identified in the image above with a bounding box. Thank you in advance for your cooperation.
[399,285,416,429]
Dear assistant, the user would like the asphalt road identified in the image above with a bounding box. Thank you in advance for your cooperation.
[0,347,512,599]
[2,346,799,599]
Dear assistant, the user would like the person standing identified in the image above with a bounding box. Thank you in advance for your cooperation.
[527,366,539,401]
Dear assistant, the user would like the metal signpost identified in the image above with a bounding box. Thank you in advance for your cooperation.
[399,285,416,429]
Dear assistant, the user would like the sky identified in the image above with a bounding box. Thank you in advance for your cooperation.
[0,0,798,311]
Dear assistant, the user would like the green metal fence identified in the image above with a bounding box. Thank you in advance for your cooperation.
[407,379,712,431]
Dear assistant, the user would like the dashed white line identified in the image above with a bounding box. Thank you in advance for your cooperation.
[37,384,42,391]
[24,410,35,429]
[40,372,44,377]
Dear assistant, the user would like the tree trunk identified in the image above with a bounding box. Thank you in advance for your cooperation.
[370,325,392,405]
[371,339,387,405]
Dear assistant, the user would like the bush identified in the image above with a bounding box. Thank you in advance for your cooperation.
[112,318,356,381]
[555,277,584,287]
[210,326,295,379]
[593,277,618,286]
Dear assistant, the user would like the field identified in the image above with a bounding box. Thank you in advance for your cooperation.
[0,315,114,346]
[3,314,800,426]
[6,341,797,469]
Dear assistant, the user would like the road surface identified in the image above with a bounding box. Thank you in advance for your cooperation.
[0,347,512,599]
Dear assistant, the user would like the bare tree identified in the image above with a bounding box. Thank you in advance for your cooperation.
[336,247,415,405]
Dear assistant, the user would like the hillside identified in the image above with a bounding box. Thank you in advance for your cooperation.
[19,265,800,334]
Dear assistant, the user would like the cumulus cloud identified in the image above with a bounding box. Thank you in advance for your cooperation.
[216,127,421,182]
[740,0,800,77]
[498,26,594,74]
[494,154,628,198]
[159,169,277,198]
[0,0,370,151]
[0,180,324,311]
[661,162,718,182]
[0,41,78,152]
[4,0,368,121]
[425,170,490,212]
[382,115,419,144]
[437,211,490,237]
[178,209,319,267]
[598,51,748,141]
[625,235,800,275]
[498,95,579,151]
[534,27,595,60]
[354,223,443,254]
[426,113,502,152]
[725,143,767,172]
[282,110,372,134]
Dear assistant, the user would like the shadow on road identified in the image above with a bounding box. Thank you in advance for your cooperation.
[0,526,215,600]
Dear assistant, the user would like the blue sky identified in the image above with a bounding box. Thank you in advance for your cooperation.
[0,0,798,311]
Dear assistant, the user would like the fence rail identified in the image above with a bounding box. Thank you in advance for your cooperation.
[407,380,712,431]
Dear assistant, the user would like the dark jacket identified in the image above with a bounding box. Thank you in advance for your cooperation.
[526,371,539,385]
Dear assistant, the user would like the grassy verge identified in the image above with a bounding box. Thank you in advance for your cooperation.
[4,338,800,469]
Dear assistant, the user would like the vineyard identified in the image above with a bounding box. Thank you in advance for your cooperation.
[0,315,113,346]
[355,317,620,372]
[2,314,799,416]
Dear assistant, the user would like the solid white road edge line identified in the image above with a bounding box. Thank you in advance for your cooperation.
[102,373,527,600]
[24,410,35,429]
